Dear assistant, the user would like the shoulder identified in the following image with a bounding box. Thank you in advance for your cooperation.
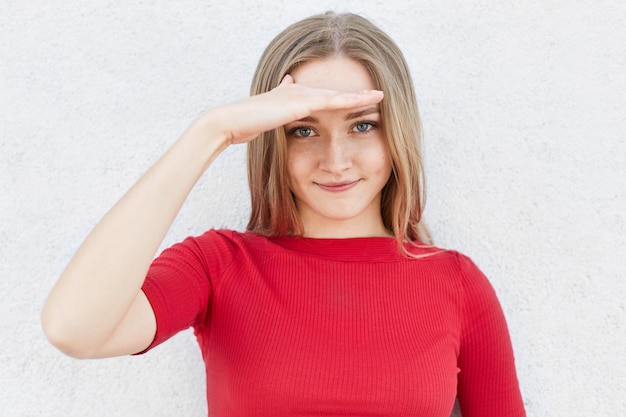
[438,251,505,321]
[450,251,497,296]
[405,244,496,294]
[404,242,480,273]
[407,242,487,274]
[149,229,278,288]
[184,228,281,263]
[409,247,508,337]
[193,228,275,251]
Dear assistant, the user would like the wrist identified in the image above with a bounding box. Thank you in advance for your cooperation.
[180,109,231,165]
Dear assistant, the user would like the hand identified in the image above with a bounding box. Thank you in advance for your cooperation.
[208,74,384,144]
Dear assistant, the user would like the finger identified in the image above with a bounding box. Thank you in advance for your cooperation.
[323,89,384,111]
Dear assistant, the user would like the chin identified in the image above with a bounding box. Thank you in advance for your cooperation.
[312,207,371,223]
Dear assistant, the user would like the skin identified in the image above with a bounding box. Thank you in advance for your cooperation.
[285,57,393,238]
[41,58,384,359]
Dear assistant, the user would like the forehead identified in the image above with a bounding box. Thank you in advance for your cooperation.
[291,57,376,92]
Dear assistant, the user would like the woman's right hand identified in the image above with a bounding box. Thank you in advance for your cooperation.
[205,74,383,145]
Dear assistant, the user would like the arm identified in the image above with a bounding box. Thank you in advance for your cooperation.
[456,254,526,417]
[41,76,383,359]
[41,114,227,359]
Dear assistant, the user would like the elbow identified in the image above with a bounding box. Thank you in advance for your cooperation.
[41,305,98,359]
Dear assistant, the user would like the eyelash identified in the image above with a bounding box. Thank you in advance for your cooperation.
[287,120,379,138]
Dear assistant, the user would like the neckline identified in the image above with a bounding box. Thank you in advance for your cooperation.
[268,234,408,263]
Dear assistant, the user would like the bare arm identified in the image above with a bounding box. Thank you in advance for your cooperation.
[41,76,383,359]
[42,114,228,358]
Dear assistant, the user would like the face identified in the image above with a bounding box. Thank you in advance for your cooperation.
[285,57,393,238]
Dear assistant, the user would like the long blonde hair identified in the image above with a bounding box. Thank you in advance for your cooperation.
[246,12,432,251]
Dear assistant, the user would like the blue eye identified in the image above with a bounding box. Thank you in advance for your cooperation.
[296,127,313,137]
[289,126,315,138]
[353,122,375,133]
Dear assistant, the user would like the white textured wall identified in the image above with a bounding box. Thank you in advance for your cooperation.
[1,1,624,416]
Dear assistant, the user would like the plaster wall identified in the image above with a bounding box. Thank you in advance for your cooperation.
[1,1,625,416]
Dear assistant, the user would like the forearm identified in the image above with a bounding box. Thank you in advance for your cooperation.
[42,113,228,356]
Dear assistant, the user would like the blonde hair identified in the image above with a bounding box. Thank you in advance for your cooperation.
[246,12,432,251]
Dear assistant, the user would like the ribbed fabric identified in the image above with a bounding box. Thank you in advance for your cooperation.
[140,229,525,417]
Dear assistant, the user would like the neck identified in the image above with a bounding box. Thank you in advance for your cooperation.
[300,218,393,239]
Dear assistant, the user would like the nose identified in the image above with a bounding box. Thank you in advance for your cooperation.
[318,135,352,173]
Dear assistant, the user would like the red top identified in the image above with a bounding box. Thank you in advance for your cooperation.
[140,229,525,417]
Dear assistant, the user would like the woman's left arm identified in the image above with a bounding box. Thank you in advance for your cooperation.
[455,253,526,417]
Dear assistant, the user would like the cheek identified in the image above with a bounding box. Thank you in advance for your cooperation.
[383,150,393,176]
[285,157,295,191]
[364,140,393,176]
[285,144,308,190]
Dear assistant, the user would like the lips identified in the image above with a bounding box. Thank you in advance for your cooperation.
[315,180,360,192]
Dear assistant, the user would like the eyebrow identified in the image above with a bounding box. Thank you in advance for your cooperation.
[345,106,380,121]
[294,106,380,124]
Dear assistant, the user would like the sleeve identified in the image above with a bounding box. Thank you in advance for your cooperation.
[455,253,526,417]
[136,230,235,353]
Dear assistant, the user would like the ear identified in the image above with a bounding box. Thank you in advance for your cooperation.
[279,74,294,87]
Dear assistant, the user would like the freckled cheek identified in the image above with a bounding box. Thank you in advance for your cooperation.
[359,144,393,176]
[286,145,314,189]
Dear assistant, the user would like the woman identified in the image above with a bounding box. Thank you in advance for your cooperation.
[42,12,526,417]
